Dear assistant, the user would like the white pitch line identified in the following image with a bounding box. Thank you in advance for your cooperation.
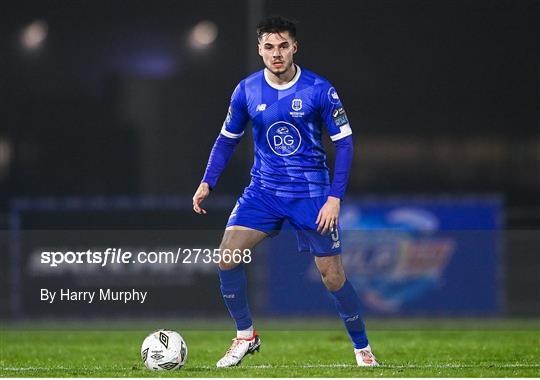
[1,367,67,371]
[240,363,540,369]
[2,363,540,371]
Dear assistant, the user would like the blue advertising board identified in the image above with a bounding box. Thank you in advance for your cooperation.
[263,196,503,316]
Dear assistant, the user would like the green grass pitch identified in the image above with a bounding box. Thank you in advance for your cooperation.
[1,319,539,377]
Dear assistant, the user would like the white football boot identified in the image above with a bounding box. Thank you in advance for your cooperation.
[216,333,261,368]
[354,344,379,367]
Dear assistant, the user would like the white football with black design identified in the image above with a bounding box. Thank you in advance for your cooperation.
[141,329,188,370]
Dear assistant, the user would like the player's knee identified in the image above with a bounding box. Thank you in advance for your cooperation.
[320,270,345,292]
[217,242,240,271]
[217,259,240,271]
[217,252,239,270]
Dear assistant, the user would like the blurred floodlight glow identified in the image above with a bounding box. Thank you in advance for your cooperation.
[189,20,218,49]
[21,20,48,50]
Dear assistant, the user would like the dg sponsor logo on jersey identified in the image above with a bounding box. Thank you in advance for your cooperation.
[266,121,302,156]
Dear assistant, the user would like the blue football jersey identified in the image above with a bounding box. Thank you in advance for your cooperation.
[221,66,352,198]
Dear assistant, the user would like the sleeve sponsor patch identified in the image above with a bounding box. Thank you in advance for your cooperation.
[327,87,341,104]
[332,107,349,127]
[224,106,232,125]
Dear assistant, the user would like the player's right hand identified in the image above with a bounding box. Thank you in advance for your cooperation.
[193,182,210,214]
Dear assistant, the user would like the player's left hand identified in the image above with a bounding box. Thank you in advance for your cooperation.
[316,196,340,234]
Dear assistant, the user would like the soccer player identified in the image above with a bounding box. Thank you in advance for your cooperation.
[192,16,378,368]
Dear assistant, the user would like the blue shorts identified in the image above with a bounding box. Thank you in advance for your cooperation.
[226,188,342,256]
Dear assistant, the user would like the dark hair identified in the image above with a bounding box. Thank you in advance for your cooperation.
[256,15,297,41]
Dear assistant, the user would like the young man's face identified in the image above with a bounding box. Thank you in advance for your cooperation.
[258,31,298,76]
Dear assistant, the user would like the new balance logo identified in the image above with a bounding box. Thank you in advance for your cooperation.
[223,294,235,299]
[345,314,359,322]
[256,104,267,111]
[332,241,341,249]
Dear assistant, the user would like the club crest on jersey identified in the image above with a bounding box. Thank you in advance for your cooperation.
[327,87,340,105]
[266,121,302,157]
[289,98,305,118]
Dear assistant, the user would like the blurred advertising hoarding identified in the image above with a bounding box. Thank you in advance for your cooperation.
[264,196,503,316]
[7,196,502,318]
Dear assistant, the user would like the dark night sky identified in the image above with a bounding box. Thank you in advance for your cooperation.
[1,0,539,204]
[1,1,540,134]
[2,0,538,135]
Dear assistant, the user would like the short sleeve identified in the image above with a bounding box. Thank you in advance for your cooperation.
[220,81,250,139]
[319,82,353,142]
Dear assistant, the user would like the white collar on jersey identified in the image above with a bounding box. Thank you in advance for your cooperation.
[263,64,302,90]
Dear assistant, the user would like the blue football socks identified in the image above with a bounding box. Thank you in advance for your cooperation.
[330,279,369,349]
[218,264,253,331]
